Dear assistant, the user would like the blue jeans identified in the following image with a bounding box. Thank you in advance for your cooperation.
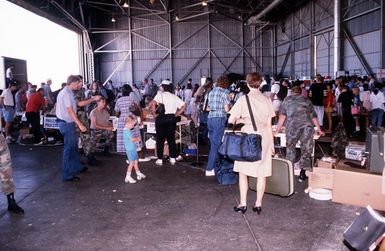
[371,109,384,128]
[206,117,227,171]
[58,122,83,181]
[199,112,209,142]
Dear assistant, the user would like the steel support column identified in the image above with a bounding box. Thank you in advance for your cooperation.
[168,13,173,82]
[208,13,212,77]
[290,13,295,78]
[241,22,245,75]
[128,0,134,83]
[381,0,385,69]
[310,0,315,77]
[273,26,277,75]
[333,0,341,77]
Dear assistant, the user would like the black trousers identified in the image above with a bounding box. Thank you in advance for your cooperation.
[26,112,42,143]
[155,114,177,158]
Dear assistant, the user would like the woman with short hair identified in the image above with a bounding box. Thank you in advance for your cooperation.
[205,76,231,177]
[229,72,276,214]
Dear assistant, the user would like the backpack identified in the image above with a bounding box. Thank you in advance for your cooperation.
[276,85,288,101]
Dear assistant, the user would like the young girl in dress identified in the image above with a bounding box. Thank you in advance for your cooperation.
[124,115,146,184]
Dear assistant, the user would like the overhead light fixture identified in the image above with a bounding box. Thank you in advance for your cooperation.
[175,15,180,21]
[111,16,116,23]
[123,1,129,8]
[202,1,208,6]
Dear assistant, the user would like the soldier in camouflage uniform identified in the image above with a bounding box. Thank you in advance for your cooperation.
[275,85,324,181]
[0,134,24,214]
[89,97,114,154]
[74,76,102,166]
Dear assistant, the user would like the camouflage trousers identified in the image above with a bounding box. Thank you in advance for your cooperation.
[0,134,15,195]
[90,129,114,151]
[77,113,93,156]
[285,125,315,170]
[79,130,93,156]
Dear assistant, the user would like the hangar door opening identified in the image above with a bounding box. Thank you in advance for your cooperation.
[0,1,80,91]
[314,31,334,77]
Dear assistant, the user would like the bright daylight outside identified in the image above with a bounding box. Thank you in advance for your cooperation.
[0,0,80,91]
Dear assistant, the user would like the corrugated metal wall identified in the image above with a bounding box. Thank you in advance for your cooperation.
[93,5,264,86]
[271,0,383,78]
[93,0,384,85]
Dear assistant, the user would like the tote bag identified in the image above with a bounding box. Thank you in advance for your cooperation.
[218,95,262,162]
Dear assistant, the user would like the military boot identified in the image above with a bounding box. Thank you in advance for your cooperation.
[7,193,24,214]
[87,154,97,166]
[299,169,307,182]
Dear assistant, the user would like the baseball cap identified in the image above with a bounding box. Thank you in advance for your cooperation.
[161,80,172,85]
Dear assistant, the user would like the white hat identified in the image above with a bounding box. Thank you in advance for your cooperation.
[161,80,172,85]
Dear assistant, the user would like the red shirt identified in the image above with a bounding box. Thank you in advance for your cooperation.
[26,93,46,112]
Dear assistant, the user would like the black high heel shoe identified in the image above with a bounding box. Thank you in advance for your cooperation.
[252,206,262,214]
[234,206,247,214]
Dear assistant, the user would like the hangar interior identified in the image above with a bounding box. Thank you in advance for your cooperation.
[10,0,385,84]
[2,0,385,250]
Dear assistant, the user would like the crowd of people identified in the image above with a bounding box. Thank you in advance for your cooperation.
[1,70,384,215]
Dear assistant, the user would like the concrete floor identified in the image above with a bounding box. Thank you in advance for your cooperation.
[0,144,360,251]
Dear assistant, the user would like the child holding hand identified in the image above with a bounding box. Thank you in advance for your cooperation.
[124,115,146,184]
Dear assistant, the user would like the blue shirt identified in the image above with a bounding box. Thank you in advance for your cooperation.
[56,86,77,122]
[208,87,230,118]
[124,128,136,152]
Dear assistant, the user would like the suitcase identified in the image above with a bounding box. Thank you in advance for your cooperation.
[249,157,294,197]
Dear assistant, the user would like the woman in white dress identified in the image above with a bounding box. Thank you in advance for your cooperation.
[228,72,275,215]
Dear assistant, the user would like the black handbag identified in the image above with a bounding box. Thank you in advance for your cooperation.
[343,206,385,251]
[155,93,165,116]
[218,95,262,162]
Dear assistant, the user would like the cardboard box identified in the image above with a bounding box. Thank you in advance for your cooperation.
[316,160,334,169]
[309,167,334,190]
[332,169,385,211]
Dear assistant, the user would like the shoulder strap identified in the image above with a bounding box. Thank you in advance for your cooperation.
[245,95,258,132]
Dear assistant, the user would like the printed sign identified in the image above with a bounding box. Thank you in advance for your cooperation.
[44,116,59,129]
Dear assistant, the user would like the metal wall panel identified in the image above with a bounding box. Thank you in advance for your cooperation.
[343,30,381,74]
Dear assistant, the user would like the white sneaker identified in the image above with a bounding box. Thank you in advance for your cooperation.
[139,157,151,162]
[137,172,146,180]
[176,155,183,161]
[125,175,136,184]
[155,159,163,166]
[205,170,215,176]
[170,158,176,165]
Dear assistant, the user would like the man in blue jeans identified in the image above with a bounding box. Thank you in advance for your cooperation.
[56,75,94,182]
[206,76,231,176]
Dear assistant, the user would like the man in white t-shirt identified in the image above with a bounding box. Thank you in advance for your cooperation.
[5,66,14,88]
[0,82,17,143]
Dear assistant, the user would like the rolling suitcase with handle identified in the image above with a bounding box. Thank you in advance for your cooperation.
[249,157,294,197]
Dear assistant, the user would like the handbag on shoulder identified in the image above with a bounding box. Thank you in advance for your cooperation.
[218,95,262,162]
